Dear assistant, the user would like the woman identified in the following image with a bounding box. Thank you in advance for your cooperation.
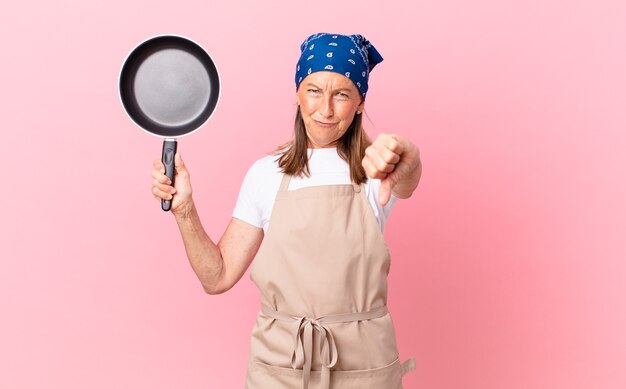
[151,33,422,388]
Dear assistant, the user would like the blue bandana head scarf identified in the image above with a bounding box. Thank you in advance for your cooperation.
[295,33,383,98]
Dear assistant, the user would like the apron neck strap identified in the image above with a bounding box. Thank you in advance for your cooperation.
[279,173,292,192]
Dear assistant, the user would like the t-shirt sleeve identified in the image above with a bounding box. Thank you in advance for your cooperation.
[377,190,398,232]
[367,178,399,232]
[232,162,264,229]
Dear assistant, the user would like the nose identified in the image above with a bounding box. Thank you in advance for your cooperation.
[318,94,334,118]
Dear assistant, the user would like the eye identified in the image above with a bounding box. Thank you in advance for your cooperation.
[307,89,321,94]
[335,92,350,99]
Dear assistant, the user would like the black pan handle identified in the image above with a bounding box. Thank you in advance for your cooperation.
[161,138,178,212]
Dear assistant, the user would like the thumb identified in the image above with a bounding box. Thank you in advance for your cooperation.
[379,168,402,206]
[378,178,394,206]
[174,152,187,173]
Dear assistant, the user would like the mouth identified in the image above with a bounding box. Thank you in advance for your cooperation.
[314,120,337,128]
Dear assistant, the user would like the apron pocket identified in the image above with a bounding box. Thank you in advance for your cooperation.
[247,358,407,389]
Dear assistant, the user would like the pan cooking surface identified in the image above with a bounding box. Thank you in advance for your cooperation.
[134,48,211,127]
[119,35,220,138]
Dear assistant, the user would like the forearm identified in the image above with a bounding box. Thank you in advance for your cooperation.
[173,202,226,294]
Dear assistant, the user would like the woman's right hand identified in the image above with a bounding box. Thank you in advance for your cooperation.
[151,152,194,216]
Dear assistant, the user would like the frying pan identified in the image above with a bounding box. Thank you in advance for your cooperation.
[119,34,220,211]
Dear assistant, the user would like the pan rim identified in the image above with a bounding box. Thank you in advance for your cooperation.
[118,33,222,139]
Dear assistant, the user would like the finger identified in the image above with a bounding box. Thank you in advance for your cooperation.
[151,169,171,185]
[365,145,396,174]
[378,179,393,206]
[153,159,165,174]
[362,155,388,179]
[153,179,176,194]
[152,186,174,200]
[373,141,401,165]
[379,134,404,155]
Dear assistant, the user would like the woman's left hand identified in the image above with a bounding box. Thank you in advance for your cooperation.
[362,133,422,206]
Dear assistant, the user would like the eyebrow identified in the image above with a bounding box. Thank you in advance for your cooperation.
[305,82,353,93]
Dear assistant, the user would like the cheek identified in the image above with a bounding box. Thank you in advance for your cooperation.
[299,99,316,114]
[297,91,313,106]
[339,100,359,115]
[339,108,357,123]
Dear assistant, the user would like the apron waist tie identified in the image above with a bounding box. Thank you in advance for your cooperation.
[261,305,389,389]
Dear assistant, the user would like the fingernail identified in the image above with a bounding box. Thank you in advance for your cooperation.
[168,194,173,200]
[170,188,176,194]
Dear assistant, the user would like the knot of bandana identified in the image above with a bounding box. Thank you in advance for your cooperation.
[295,33,383,98]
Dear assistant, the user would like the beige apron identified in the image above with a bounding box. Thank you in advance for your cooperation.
[246,174,415,389]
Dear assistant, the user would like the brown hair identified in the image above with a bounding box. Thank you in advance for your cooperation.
[275,107,372,184]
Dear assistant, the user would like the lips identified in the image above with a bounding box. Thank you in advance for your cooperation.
[314,120,337,127]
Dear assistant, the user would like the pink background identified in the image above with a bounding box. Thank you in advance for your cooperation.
[1,0,625,388]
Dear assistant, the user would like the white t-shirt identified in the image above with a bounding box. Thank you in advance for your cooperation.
[232,148,398,233]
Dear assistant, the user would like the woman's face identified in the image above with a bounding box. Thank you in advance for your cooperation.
[296,71,365,149]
